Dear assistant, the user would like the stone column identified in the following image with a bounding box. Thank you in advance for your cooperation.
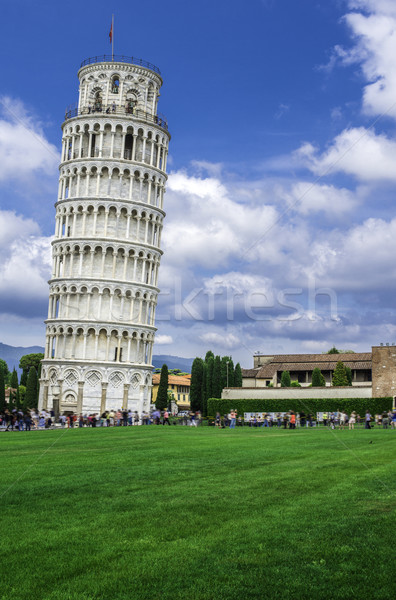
[100,382,108,414]
[42,383,49,410]
[123,383,130,409]
[77,381,84,414]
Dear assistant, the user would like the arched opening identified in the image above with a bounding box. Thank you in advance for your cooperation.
[111,75,120,94]
[124,134,133,160]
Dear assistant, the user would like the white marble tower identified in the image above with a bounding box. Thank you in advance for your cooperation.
[39,55,170,415]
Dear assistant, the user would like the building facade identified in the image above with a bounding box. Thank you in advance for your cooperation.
[39,55,170,415]
[243,352,372,388]
[151,374,191,411]
[222,346,396,401]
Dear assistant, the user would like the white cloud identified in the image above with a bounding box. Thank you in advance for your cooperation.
[200,331,240,349]
[0,97,59,182]
[154,335,173,345]
[296,127,396,181]
[0,211,51,315]
[164,170,278,269]
[279,181,358,215]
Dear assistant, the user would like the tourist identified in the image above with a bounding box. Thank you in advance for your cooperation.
[163,409,171,425]
[24,412,32,431]
[349,411,356,430]
[229,409,237,429]
[365,410,372,429]
[382,412,389,429]
[391,411,396,429]
[289,412,296,429]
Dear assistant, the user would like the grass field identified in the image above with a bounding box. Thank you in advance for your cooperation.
[1,426,395,600]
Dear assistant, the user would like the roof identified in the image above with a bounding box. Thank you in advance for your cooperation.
[152,374,191,386]
[245,352,372,379]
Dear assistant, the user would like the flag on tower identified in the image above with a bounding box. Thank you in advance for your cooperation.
[109,21,113,43]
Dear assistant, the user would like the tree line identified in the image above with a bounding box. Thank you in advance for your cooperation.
[0,353,43,412]
[189,351,242,415]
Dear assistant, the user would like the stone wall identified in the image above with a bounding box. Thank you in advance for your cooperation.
[372,345,396,399]
[222,385,373,400]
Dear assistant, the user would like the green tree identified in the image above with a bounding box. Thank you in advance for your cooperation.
[18,385,26,408]
[280,371,291,387]
[19,353,44,386]
[312,367,326,387]
[190,357,204,412]
[156,364,169,410]
[8,368,19,407]
[345,366,352,386]
[25,366,38,409]
[206,355,214,400]
[234,363,243,387]
[212,355,222,398]
[0,367,6,412]
[205,350,214,362]
[327,347,340,354]
[291,380,301,387]
[332,361,349,386]
[0,359,10,386]
[201,362,208,416]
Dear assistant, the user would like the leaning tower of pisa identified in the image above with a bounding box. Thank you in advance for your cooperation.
[38,55,170,416]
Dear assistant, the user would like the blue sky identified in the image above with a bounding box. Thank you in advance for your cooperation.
[1,0,396,366]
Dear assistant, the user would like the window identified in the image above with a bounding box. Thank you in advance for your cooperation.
[111,76,120,94]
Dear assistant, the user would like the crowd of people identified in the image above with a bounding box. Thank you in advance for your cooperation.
[1,407,396,431]
[222,410,396,429]
[0,408,176,430]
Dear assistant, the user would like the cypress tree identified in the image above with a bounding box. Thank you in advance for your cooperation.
[201,362,208,416]
[0,367,6,412]
[280,370,291,387]
[212,355,222,398]
[234,363,242,387]
[156,364,169,410]
[345,366,352,386]
[206,355,214,400]
[312,367,325,387]
[25,366,38,409]
[227,358,235,387]
[205,350,214,362]
[9,368,19,407]
[190,358,204,412]
[332,361,349,386]
[220,356,228,389]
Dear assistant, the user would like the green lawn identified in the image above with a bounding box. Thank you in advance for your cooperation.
[1,426,395,600]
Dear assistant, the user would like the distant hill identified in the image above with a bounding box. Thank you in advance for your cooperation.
[151,355,193,373]
[0,343,193,375]
[0,343,45,374]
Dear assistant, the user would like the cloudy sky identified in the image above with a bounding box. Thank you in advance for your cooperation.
[1,0,396,366]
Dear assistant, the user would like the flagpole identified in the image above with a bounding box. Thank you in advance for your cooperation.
[112,14,114,61]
